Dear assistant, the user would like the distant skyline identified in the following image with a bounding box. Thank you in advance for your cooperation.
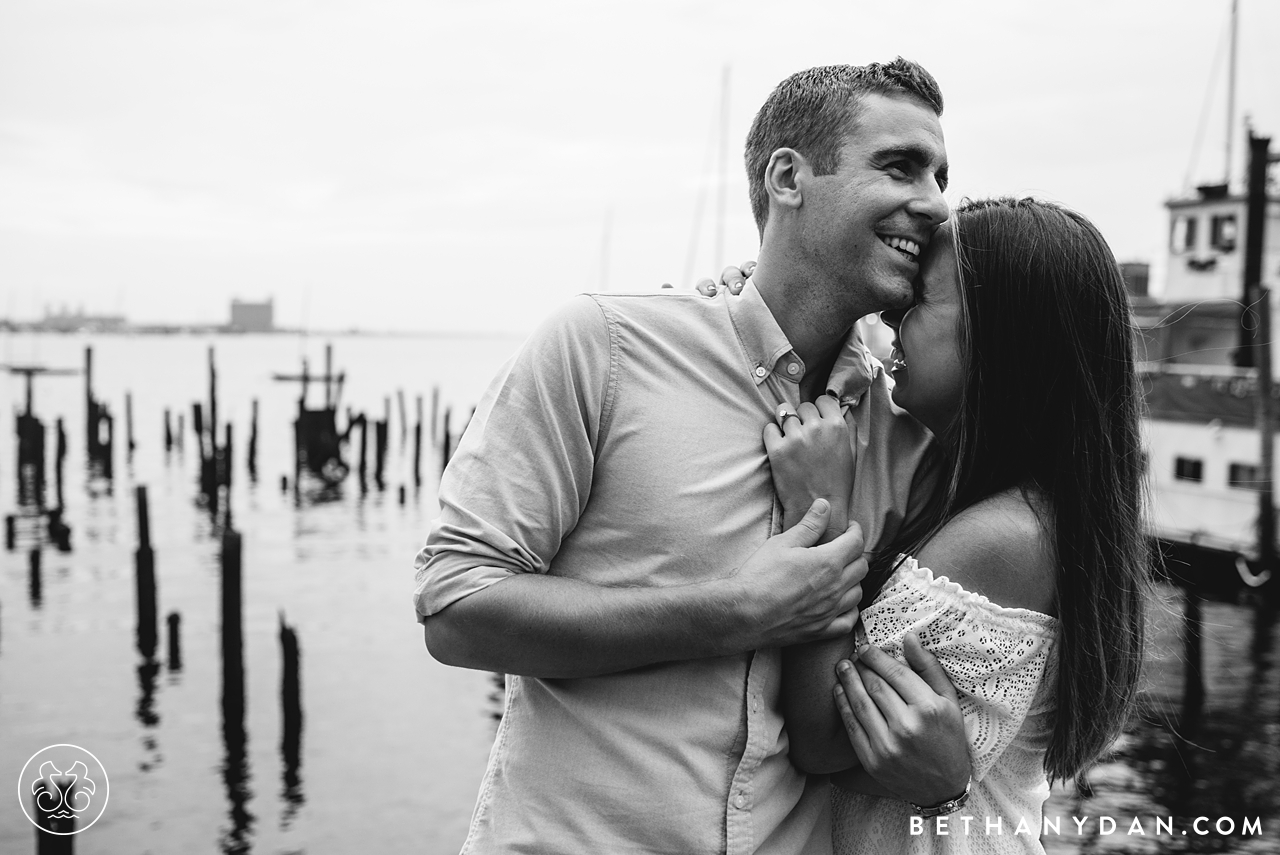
[2,0,1278,334]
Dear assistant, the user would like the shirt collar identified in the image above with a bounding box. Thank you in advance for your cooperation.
[724,279,879,403]
[724,279,793,384]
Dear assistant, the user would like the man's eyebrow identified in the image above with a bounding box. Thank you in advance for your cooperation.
[875,145,949,184]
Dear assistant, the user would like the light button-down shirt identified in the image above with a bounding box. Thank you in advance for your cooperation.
[414,283,935,854]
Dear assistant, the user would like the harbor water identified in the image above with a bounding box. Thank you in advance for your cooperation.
[1,331,1277,853]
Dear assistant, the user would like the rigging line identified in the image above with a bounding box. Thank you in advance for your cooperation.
[1183,10,1232,194]
[683,79,726,289]
[714,65,731,275]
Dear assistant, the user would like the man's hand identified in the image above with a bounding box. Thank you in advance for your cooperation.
[695,260,757,296]
[832,633,971,806]
[721,498,868,651]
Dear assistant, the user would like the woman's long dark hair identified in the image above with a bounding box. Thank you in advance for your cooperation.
[875,197,1149,785]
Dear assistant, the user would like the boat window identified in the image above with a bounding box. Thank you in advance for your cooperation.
[1170,215,1198,254]
[1210,214,1237,252]
[1228,463,1262,490]
[1174,456,1204,483]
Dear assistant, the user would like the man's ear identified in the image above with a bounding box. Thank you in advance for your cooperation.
[764,148,805,214]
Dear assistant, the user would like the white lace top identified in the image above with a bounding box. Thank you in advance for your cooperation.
[833,556,1059,855]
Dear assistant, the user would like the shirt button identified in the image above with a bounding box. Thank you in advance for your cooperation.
[754,365,767,378]
[786,363,799,376]
[734,794,747,809]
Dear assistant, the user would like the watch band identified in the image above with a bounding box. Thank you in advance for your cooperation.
[909,777,972,818]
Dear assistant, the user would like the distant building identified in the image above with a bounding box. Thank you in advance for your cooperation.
[229,298,274,333]
[39,305,126,333]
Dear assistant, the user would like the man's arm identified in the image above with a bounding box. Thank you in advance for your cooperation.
[415,296,869,678]
[424,500,868,678]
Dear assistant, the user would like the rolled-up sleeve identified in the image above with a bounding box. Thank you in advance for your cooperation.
[412,295,614,619]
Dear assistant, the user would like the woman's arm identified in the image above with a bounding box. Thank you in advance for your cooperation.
[765,396,863,772]
[832,493,1057,802]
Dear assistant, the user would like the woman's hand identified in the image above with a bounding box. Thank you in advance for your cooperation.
[832,633,972,806]
[695,260,757,296]
[764,395,855,538]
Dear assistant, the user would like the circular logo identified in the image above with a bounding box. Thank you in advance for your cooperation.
[17,744,110,835]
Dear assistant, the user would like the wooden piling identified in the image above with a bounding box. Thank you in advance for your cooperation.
[224,423,234,491]
[398,484,406,505]
[167,612,182,672]
[55,419,66,509]
[46,508,71,553]
[397,388,408,446]
[279,612,303,764]
[374,418,388,490]
[102,413,114,479]
[5,514,15,550]
[134,486,157,659]
[247,399,258,480]
[208,347,218,462]
[413,396,423,489]
[218,524,248,851]
[176,412,184,452]
[192,403,205,462]
[441,407,452,470]
[220,528,243,663]
[357,415,368,492]
[125,392,135,456]
[280,474,288,493]
[324,344,333,409]
[29,548,42,607]
[84,346,94,457]
[33,781,75,853]
[279,612,304,819]
[430,386,439,445]
[164,408,173,452]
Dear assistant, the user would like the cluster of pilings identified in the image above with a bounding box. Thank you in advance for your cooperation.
[123,484,304,855]
[4,364,75,554]
[10,340,480,854]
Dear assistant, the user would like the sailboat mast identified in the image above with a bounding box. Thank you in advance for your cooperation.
[714,66,730,270]
[1225,0,1238,188]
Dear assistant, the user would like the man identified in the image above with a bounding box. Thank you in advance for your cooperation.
[415,59,968,853]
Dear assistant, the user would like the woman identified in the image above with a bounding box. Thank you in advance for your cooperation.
[766,197,1149,853]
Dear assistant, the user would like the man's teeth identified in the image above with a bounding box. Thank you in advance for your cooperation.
[879,235,920,260]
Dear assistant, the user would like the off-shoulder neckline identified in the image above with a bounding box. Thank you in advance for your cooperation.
[890,555,1059,627]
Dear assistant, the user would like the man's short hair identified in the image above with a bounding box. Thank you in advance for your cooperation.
[744,58,944,235]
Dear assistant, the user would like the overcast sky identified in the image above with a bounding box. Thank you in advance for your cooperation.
[2,0,1278,333]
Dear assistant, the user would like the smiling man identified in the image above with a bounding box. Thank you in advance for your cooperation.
[414,59,970,854]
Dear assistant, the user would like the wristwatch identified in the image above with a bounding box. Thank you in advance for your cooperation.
[909,777,972,818]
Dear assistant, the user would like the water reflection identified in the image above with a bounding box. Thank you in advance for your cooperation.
[279,615,305,828]
[1044,584,1280,853]
[135,657,160,728]
[220,674,253,855]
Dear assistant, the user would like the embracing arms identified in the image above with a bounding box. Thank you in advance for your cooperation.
[423,499,868,678]
[416,295,870,679]
[765,397,972,807]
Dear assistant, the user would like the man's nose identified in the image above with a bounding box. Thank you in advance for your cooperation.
[909,179,948,227]
[880,306,906,329]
